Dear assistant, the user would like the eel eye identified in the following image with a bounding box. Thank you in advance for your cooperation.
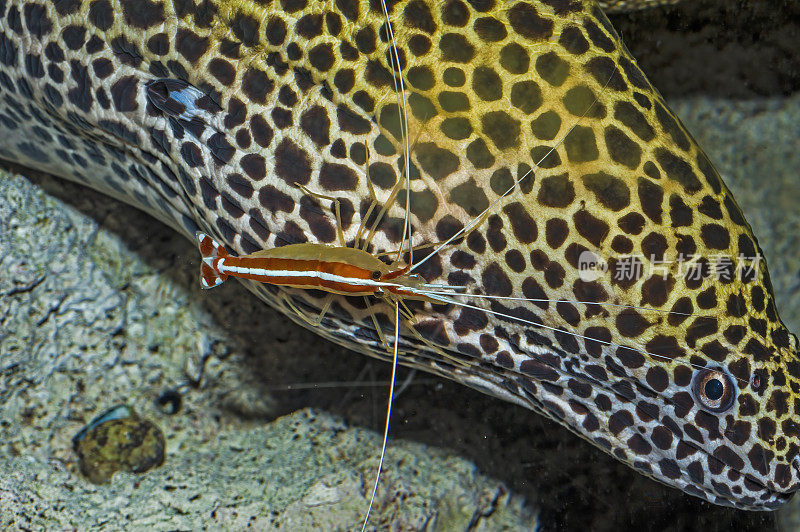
[371,270,382,280]
[692,368,736,413]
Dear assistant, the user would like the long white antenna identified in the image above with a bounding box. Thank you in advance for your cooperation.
[361,301,400,531]
[359,3,412,528]
[378,0,413,267]
[422,291,748,386]
[417,290,693,316]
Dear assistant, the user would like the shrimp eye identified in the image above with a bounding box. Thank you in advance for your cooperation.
[371,270,382,280]
[691,369,736,413]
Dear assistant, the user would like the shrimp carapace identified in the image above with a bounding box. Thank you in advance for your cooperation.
[196,232,433,300]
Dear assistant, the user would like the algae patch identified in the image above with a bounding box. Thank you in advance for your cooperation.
[73,405,166,484]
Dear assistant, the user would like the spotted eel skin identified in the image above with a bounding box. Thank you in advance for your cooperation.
[1,0,799,511]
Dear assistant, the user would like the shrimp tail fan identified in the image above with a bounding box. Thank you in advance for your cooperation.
[195,232,229,289]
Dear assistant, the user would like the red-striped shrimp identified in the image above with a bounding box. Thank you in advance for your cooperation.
[196,233,431,301]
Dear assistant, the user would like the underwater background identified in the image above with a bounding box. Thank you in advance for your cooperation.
[1,0,799,529]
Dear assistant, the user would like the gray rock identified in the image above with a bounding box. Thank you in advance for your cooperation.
[0,167,536,530]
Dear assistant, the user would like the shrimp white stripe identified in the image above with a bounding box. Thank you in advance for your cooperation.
[217,263,413,291]
[214,258,465,295]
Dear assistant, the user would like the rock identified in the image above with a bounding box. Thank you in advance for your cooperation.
[0,167,536,529]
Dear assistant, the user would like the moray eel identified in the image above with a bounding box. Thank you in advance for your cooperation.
[1,0,799,511]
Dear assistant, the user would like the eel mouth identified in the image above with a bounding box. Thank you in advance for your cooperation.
[702,474,795,511]
[582,375,800,511]
[686,454,796,511]
[487,329,800,511]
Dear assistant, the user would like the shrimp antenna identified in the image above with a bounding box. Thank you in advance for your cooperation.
[361,301,400,531]
[378,0,413,267]
[361,2,411,529]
